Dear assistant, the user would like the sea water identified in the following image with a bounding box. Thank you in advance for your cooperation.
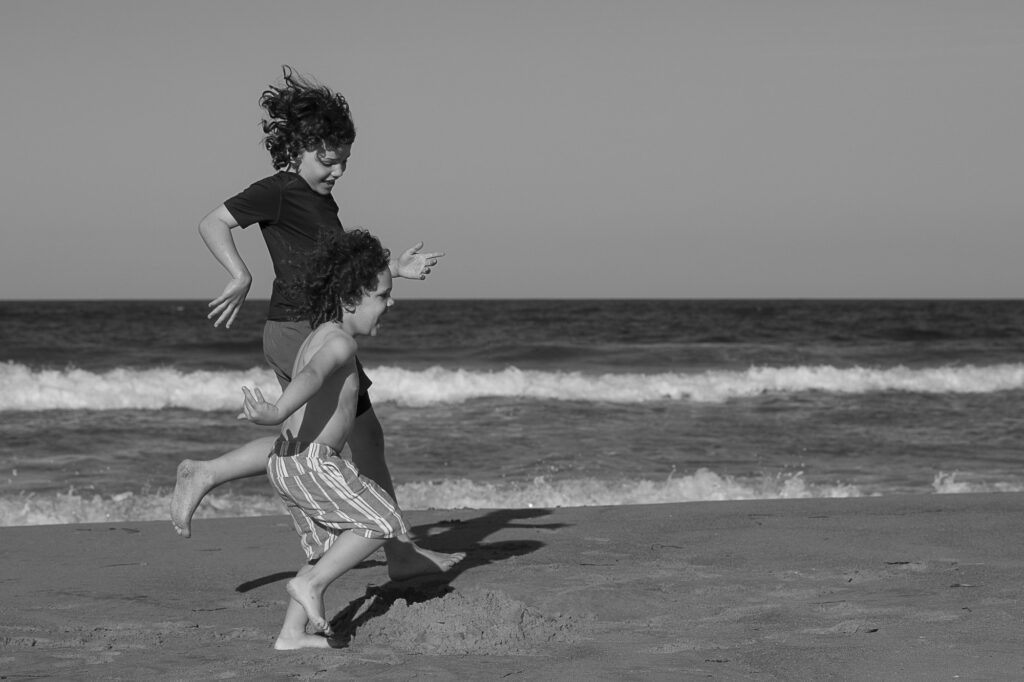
[2,299,1023,526]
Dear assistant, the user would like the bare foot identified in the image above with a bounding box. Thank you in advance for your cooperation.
[274,632,330,650]
[170,459,215,538]
[286,577,330,635]
[386,541,467,582]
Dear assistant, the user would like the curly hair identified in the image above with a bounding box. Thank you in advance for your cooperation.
[259,65,356,170]
[289,229,391,328]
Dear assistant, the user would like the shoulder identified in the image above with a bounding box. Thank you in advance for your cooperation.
[268,173,333,208]
[226,172,289,205]
[310,323,358,361]
[248,171,290,191]
[239,171,309,197]
[274,171,312,193]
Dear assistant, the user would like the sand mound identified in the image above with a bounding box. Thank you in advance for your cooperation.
[337,585,587,655]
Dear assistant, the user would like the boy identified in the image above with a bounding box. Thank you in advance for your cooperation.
[239,228,411,650]
[172,65,460,583]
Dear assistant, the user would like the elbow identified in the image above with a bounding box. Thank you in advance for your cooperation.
[198,217,217,238]
[199,210,232,240]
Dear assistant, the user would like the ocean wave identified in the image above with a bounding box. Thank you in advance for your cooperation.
[3,361,1024,411]
[3,470,1022,527]
[0,469,853,526]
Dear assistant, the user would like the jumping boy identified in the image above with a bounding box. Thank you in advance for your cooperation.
[238,228,412,650]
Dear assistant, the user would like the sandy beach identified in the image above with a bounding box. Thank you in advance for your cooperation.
[3,493,1023,680]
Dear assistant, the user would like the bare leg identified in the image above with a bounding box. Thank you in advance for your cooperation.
[171,436,275,537]
[346,408,466,580]
[273,564,330,650]
[172,406,467,579]
[276,532,386,649]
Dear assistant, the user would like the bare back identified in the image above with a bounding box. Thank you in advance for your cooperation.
[280,322,361,451]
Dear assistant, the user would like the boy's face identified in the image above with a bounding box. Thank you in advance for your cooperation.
[344,269,394,337]
[296,144,352,195]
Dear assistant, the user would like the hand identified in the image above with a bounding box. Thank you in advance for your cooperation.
[237,386,282,425]
[208,274,252,328]
[396,242,445,280]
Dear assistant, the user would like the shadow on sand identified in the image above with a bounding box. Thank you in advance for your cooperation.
[235,507,570,646]
[326,507,568,646]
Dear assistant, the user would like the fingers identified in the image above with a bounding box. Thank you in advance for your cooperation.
[208,299,239,328]
[239,386,270,422]
[212,308,231,328]
[419,251,444,277]
[238,388,253,420]
[237,402,252,420]
[208,282,248,327]
[207,299,227,321]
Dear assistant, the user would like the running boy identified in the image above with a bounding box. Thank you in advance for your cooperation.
[172,66,461,580]
[239,229,408,649]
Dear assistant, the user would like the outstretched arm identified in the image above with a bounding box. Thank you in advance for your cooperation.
[238,386,281,425]
[391,242,445,280]
[238,334,356,426]
[200,204,251,329]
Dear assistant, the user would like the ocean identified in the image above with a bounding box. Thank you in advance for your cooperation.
[2,299,1023,527]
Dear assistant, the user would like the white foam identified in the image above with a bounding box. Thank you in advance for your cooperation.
[0,362,281,411]
[0,470,862,526]
[4,361,1024,411]
[5,470,1023,527]
[932,471,1024,494]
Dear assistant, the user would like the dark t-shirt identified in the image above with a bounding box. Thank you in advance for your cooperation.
[224,172,343,321]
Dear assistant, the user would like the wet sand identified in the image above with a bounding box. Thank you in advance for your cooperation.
[3,493,1024,680]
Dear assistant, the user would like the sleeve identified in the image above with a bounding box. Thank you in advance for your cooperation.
[223,175,283,229]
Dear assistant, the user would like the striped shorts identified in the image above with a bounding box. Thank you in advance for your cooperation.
[266,437,408,561]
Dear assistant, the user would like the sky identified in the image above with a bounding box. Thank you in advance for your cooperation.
[2,1,1022,299]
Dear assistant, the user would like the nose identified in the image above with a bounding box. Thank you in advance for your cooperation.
[330,163,344,178]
